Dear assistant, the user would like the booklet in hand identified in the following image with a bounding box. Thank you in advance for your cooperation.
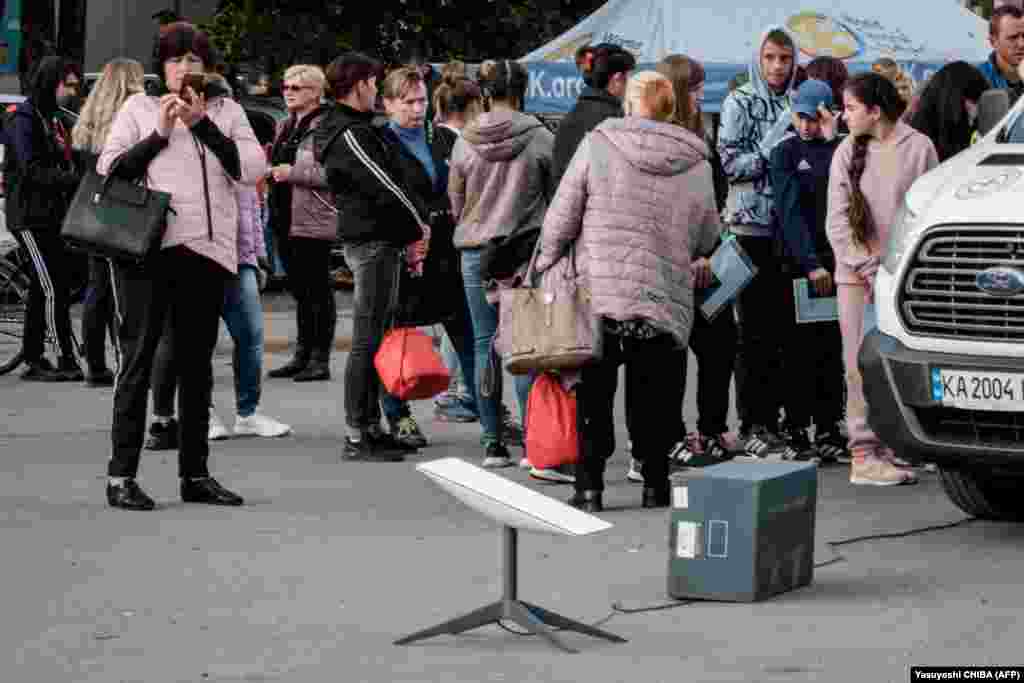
[793,278,839,324]
[697,235,758,322]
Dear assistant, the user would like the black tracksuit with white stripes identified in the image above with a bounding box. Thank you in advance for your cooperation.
[314,103,427,432]
[314,103,426,246]
[5,57,83,366]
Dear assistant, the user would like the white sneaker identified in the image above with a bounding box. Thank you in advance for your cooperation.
[529,464,576,484]
[627,458,644,483]
[208,412,230,441]
[234,413,292,438]
[850,456,918,486]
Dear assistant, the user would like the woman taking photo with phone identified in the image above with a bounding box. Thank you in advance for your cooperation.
[98,22,266,510]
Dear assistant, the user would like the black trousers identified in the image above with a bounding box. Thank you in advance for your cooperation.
[81,255,117,372]
[280,235,337,357]
[343,240,399,431]
[779,277,844,431]
[13,228,79,363]
[681,303,737,438]
[150,314,177,418]
[576,331,684,493]
[108,247,227,478]
[734,235,785,431]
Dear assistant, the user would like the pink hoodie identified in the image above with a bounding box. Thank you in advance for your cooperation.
[827,121,938,285]
[98,93,267,274]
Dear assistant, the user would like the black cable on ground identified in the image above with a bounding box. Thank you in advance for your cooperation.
[497,515,978,634]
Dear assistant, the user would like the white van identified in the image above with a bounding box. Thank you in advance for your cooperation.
[861,90,1024,520]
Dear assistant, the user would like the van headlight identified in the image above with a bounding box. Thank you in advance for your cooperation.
[882,201,920,274]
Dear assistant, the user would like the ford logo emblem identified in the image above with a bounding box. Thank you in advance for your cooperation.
[976,266,1024,297]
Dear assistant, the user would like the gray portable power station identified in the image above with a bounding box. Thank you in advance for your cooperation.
[667,460,817,602]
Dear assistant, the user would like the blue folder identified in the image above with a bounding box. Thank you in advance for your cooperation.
[792,278,839,324]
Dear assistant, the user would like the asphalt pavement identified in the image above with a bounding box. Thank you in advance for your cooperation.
[3,336,1022,682]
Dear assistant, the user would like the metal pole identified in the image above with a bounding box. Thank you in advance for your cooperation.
[503,526,517,603]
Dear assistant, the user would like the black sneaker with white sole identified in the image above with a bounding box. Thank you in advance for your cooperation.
[671,435,730,468]
[743,427,789,459]
[813,431,849,464]
[783,428,821,463]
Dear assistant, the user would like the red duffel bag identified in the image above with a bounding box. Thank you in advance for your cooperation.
[374,328,451,401]
[525,372,580,470]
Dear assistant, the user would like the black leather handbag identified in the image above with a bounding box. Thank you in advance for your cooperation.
[61,165,172,264]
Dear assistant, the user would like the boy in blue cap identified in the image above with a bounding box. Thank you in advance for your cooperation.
[769,79,849,463]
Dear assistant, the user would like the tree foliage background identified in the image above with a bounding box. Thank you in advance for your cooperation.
[204,0,606,76]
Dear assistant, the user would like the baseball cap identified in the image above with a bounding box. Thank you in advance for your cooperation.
[792,79,834,120]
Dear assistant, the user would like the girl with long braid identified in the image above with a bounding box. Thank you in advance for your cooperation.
[827,72,938,486]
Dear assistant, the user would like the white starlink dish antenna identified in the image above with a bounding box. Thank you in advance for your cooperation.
[394,458,625,654]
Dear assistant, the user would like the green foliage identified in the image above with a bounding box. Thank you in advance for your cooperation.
[206,0,605,72]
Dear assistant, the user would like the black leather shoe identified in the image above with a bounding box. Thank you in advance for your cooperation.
[144,418,178,451]
[342,435,405,462]
[642,487,671,509]
[181,477,244,506]
[107,479,156,510]
[374,430,418,453]
[20,358,65,382]
[87,368,116,387]
[293,359,330,382]
[568,490,603,513]
[268,349,309,378]
[57,358,85,382]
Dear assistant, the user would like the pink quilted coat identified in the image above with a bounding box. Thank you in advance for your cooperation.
[535,117,722,347]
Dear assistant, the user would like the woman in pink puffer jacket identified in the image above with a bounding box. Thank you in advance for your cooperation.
[97,23,266,511]
[536,71,721,513]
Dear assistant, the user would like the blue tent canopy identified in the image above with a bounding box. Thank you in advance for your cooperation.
[521,0,990,114]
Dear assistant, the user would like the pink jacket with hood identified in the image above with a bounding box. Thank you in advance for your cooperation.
[448,109,554,249]
[827,121,938,285]
[536,117,722,347]
[98,93,267,274]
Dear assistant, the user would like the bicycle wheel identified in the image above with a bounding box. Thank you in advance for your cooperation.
[0,261,28,375]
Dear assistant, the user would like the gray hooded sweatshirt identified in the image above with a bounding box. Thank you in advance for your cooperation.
[448,109,555,249]
[717,24,798,236]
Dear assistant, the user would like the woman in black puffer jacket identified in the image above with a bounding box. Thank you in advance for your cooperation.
[550,43,636,190]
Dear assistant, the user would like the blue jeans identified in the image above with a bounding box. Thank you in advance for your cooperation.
[222,265,263,417]
[440,331,467,394]
[461,249,532,442]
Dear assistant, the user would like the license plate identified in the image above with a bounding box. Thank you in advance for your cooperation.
[932,368,1024,411]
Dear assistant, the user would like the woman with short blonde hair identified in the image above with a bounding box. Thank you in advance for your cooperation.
[535,69,722,511]
[622,70,675,122]
[265,62,336,381]
[282,64,326,96]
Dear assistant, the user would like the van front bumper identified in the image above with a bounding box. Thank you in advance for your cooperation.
[858,330,1024,468]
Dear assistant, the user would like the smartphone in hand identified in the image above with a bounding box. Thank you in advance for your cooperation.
[180,73,205,103]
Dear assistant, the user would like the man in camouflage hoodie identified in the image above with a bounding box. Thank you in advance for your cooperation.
[717,25,801,460]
